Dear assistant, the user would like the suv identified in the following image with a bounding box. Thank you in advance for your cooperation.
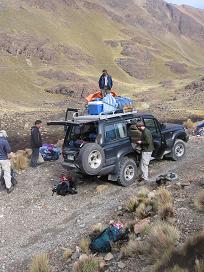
[48,110,189,186]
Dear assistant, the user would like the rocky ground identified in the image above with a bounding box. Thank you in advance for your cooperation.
[0,137,203,272]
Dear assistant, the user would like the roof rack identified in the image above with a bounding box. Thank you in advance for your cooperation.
[72,110,138,122]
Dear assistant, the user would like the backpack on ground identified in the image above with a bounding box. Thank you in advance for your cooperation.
[52,176,77,196]
[89,225,126,253]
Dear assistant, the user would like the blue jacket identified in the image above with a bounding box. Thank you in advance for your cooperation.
[0,137,11,160]
[99,75,113,90]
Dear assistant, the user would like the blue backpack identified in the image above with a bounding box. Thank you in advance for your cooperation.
[90,226,123,253]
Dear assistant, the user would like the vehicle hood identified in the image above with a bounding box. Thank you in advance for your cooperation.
[162,123,185,132]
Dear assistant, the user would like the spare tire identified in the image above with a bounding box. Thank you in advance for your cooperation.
[77,143,105,175]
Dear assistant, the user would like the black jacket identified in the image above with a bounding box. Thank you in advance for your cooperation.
[31,126,42,148]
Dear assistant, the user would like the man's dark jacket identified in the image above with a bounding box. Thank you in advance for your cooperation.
[31,126,42,148]
[0,137,11,160]
[99,75,113,90]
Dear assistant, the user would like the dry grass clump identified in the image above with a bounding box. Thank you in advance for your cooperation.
[30,254,50,272]
[135,202,147,219]
[159,203,174,220]
[74,255,100,272]
[183,118,194,129]
[11,150,29,170]
[165,266,188,272]
[120,238,143,257]
[127,196,139,212]
[156,187,173,205]
[155,231,204,272]
[138,187,150,198]
[195,259,204,272]
[80,238,91,254]
[63,248,72,261]
[145,221,179,262]
[194,190,204,212]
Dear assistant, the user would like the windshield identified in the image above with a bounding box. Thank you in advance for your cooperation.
[65,122,98,147]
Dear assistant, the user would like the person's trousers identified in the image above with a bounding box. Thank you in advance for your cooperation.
[101,88,110,98]
[31,148,39,167]
[0,160,12,189]
[140,151,152,181]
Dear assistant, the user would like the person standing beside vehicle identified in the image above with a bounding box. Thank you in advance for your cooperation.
[136,122,154,182]
[99,69,113,98]
[0,130,14,193]
[31,120,42,167]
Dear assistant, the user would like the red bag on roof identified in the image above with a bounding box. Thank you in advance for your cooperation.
[85,90,117,102]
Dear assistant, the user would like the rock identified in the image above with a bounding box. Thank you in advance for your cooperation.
[99,260,106,269]
[79,223,85,228]
[145,205,153,214]
[181,181,191,187]
[79,254,88,261]
[148,191,156,199]
[118,261,126,269]
[104,253,114,262]
[117,206,123,211]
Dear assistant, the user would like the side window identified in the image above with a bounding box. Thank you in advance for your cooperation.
[143,118,159,134]
[105,124,116,141]
[115,123,127,138]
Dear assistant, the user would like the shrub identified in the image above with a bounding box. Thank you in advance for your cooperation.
[156,187,173,206]
[127,196,139,212]
[80,238,91,254]
[135,203,147,219]
[30,254,50,272]
[159,203,174,220]
[145,222,179,262]
[73,255,100,272]
[63,248,72,261]
[120,239,143,257]
[165,266,188,272]
[194,190,204,212]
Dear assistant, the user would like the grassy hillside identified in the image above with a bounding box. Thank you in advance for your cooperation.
[0,0,203,117]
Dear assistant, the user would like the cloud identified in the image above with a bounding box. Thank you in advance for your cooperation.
[166,0,204,9]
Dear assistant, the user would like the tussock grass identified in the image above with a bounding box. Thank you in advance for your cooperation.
[156,187,173,206]
[30,254,50,272]
[165,266,188,272]
[80,238,91,254]
[127,196,139,212]
[155,231,204,272]
[63,248,72,261]
[73,255,100,272]
[145,222,179,262]
[194,190,204,212]
[120,239,143,257]
[159,203,174,220]
[135,203,147,219]
[183,119,194,129]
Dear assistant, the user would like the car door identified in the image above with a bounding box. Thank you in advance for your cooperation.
[143,117,165,158]
[102,122,131,166]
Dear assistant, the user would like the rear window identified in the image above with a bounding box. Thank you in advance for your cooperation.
[65,122,98,147]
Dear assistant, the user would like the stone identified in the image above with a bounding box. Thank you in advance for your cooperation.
[118,261,126,269]
[104,253,114,262]
[145,205,153,214]
[181,182,191,187]
[134,218,150,235]
[79,254,88,261]
[117,206,123,211]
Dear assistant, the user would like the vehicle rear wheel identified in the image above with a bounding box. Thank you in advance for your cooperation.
[170,139,186,161]
[117,157,137,187]
[78,143,105,175]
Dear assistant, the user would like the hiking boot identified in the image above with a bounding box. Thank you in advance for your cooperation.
[7,185,14,194]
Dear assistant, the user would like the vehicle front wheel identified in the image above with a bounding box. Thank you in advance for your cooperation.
[117,157,137,187]
[170,139,186,161]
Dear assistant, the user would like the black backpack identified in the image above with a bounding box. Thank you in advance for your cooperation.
[52,180,77,196]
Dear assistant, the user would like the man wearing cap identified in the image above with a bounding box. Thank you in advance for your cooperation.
[31,120,43,167]
[136,122,154,182]
[0,130,14,193]
[98,69,113,98]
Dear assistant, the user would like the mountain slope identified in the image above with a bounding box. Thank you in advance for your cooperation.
[0,0,203,117]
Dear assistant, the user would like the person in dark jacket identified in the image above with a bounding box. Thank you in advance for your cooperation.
[136,122,154,182]
[31,120,42,167]
[98,69,113,98]
[0,130,14,193]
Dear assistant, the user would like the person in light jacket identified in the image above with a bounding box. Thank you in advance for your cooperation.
[98,69,113,98]
[0,130,14,193]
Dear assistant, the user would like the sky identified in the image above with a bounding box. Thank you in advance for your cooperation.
[166,0,204,9]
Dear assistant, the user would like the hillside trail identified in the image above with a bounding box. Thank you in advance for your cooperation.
[0,137,203,272]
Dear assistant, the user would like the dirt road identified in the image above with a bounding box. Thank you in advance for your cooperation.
[0,137,204,272]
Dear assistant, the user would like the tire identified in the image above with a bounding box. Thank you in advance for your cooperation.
[78,143,105,175]
[117,157,137,187]
[170,139,186,161]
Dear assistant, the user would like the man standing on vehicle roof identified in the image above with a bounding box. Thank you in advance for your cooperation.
[0,130,14,193]
[136,121,154,182]
[31,120,42,167]
[99,69,113,98]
